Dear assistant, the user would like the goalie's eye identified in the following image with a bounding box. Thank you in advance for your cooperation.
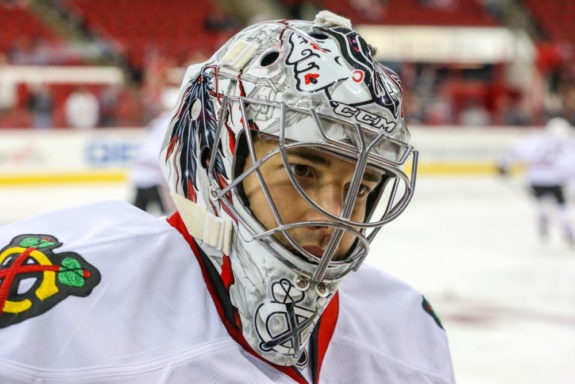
[289,163,316,179]
[355,184,371,199]
[343,181,377,201]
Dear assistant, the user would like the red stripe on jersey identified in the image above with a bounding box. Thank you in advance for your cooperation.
[167,212,311,384]
[315,294,339,383]
[220,254,233,290]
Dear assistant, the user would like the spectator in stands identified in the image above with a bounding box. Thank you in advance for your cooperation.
[495,94,530,126]
[424,95,454,125]
[285,0,322,20]
[6,37,31,64]
[0,52,15,113]
[419,0,456,9]
[64,85,100,129]
[7,36,53,66]
[98,84,121,127]
[351,0,386,21]
[478,0,505,20]
[203,7,240,31]
[26,83,54,129]
[0,105,32,129]
[404,95,424,124]
[458,99,491,126]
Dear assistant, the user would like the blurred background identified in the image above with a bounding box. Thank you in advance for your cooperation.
[1,0,574,383]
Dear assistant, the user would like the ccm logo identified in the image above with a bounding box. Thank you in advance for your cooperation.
[333,102,396,132]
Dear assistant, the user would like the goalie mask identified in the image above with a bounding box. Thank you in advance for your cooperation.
[161,11,418,366]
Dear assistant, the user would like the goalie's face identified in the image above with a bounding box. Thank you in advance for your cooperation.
[242,137,382,262]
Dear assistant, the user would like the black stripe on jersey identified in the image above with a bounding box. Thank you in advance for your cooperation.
[194,242,237,327]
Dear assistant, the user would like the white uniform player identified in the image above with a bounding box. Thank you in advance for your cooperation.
[129,88,179,214]
[498,117,575,244]
[0,202,453,383]
[0,11,455,384]
[129,110,173,213]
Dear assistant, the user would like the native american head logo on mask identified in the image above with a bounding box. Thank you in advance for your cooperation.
[285,26,402,126]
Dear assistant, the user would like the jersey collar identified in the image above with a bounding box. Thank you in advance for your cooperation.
[168,211,339,384]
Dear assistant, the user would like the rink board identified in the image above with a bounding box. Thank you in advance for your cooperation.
[0,126,537,184]
[1,127,574,384]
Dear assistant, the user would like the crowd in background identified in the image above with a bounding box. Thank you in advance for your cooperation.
[1,0,575,129]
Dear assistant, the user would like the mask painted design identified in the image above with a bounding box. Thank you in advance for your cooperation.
[161,16,417,366]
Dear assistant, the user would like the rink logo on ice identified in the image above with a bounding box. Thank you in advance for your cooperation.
[0,234,101,328]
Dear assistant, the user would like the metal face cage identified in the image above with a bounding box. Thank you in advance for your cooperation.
[208,95,418,283]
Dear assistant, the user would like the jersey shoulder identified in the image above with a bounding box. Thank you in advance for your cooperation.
[0,200,169,247]
[330,263,454,383]
[0,201,232,376]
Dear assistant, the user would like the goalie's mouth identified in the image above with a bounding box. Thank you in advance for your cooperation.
[302,246,325,258]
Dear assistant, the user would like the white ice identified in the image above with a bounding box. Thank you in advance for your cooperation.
[1,175,574,383]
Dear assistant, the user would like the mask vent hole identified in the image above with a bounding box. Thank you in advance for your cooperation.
[260,51,279,67]
[309,31,328,40]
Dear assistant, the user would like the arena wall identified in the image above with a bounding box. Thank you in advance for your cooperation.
[0,126,537,185]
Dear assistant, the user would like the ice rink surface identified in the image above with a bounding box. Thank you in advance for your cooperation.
[1,175,574,383]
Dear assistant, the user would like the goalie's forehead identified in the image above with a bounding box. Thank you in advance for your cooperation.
[260,142,387,184]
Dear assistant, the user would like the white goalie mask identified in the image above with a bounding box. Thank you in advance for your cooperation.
[160,11,418,366]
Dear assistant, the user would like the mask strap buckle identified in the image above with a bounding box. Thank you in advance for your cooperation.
[171,192,233,254]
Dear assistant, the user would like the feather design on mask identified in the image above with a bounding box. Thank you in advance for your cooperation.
[165,68,227,201]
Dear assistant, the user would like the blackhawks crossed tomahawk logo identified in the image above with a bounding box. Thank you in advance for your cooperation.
[0,234,100,328]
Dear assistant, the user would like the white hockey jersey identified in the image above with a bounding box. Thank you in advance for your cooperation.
[129,111,172,189]
[0,201,454,383]
[499,132,575,186]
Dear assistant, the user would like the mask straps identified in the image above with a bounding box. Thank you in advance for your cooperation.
[171,192,233,255]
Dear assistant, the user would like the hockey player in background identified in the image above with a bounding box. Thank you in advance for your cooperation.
[129,88,178,215]
[498,117,575,245]
[0,12,454,383]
